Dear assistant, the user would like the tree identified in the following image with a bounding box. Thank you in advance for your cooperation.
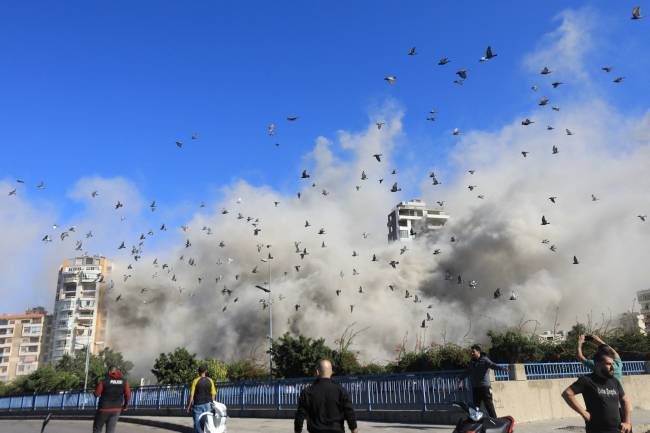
[226,359,268,381]
[55,346,133,389]
[151,348,199,385]
[269,333,334,378]
[204,358,228,382]
[389,344,469,373]
[487,329,543,363]
[8,366,79,394]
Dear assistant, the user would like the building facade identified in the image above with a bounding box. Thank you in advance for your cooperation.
[50,256,111,364]
[636,289,650,330]
[0,309,51,382]
[387,199,449,242]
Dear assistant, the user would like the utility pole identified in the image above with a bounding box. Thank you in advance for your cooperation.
[261,258,273,376]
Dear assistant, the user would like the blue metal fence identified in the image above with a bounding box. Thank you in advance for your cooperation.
[0,362,645,412]
[525,361,647,380]
[0,370,472,412]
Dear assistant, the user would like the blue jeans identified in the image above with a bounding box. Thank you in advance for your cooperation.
[192,402,212,433]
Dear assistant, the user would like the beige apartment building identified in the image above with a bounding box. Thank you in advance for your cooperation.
[49,256,111,364]
[0,309,52,382]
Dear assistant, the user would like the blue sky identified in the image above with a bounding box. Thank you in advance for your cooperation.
[1,1,650,315]
[2,0,648,213]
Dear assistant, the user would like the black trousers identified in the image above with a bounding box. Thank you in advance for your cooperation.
[93,410,121,433]
[472,386,497,418]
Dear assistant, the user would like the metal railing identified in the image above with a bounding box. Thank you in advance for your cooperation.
[0,361,646,413]
[525,361,646,380]
[0,370,472,412]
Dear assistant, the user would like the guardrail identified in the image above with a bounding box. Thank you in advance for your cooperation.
[0,361,646,413]
[0,370,472,412]
[525,360,647,380]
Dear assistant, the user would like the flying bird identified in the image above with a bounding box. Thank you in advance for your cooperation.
[549,196,557,203]
[390,182,401,192]
[301,170,310,179]
[456,70,468,80]
[540,67,552,75]
[255,285,270,293]
[373,154,383,162]
[551,82,563,88]
[521,118,534,126]
[376,122,385,130]
[613,77,624,83]
[602,66,612,73]
[541,215,550,225]
[438,58,450,65]
[408,47,417,56]
[638,215,647,222]
[287,116,299,121]
[631,6,643,20]
[384,76,397,85]
[573,256,579,265]
[479,46,497,62]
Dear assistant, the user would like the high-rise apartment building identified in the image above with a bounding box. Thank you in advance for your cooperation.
[387,199,449,242]
[50,256,111,364]
[0,309,51,382]
[637,289,650,330]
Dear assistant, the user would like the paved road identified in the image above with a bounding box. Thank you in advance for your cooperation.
[0,419,167,433]
[3,412,650,433]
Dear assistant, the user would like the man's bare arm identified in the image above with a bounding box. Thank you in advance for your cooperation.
[576,335,587,362]
[561,387,590,422]
[592,335,620,359]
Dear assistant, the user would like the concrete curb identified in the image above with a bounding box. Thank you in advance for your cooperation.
[0,414,191,432]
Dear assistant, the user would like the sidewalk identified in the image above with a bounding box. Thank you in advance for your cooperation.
[122,409,650,433]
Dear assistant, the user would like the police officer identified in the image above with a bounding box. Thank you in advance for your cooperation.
[93,366,130,433]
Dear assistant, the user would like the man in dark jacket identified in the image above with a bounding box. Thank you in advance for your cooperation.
[457,345,508,418]
[294,359,358,433]
[93,366,130,433]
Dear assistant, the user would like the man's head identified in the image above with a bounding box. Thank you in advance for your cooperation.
[315,359,333,378]
[108,365,118,373]
[593,351,615,378]
[198,364,208,377]
[470,344,482,360]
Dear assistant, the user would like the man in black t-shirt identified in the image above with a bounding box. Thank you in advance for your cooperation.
[561,351,632,433]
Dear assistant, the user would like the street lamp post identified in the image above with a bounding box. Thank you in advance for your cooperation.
[259,257,273,376]
[74,323,93,408]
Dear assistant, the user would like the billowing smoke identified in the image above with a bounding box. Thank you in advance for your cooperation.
[1,7,649,379]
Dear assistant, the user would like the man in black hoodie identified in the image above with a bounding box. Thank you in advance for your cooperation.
[294,359,359,433]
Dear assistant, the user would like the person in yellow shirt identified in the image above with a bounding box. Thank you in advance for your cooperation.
[186,365,216,433]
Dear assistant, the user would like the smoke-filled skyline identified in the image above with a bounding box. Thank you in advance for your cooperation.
[1,5,649,377]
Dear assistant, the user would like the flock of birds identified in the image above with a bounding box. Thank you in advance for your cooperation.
[5,6,648,337]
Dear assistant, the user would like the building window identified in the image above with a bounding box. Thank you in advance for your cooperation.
[399,230,409,238]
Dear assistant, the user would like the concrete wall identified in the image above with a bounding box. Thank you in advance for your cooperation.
[492,375,650,423]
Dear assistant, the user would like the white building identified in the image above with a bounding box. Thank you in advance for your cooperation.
[536,330,567,344]
[50,256,111,364]
[618,312,647,335]
[637,289,650,331]
[387,199,449,242]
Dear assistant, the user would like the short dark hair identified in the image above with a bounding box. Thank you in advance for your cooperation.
[470,344,482,353]
[108,365,118,372]
[593,350,614,364]
[198,364,208,375]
